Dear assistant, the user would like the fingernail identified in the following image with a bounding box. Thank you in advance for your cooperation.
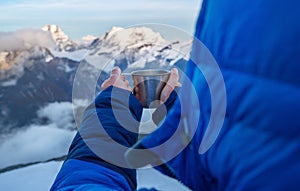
[171,68,178,73]
[111,66,121,76]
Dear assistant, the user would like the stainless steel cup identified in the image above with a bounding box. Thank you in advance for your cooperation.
[130,69,170,108]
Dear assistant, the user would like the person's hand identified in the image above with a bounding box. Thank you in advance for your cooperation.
[101,66,132,92]
[160,68,181,103]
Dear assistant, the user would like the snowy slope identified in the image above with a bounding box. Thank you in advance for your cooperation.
[0,161,191,191]
[84,26,191,73]
[0,161,62,191]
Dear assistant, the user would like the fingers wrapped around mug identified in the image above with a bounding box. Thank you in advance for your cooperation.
[160,68,181,103]
[101,67,132,92]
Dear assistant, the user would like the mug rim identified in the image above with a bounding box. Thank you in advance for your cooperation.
[130,69,170,76]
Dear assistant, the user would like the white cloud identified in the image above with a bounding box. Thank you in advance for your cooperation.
[37,102,74,130]
[0,29,55,51]
[0,124,76,169]
[0,102,76,169]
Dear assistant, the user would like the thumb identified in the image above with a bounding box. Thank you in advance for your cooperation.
[110,66,122,78]
[161,68,181,103]
[101,66,122,90]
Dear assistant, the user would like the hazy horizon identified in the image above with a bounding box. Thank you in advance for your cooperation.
[0,0,201,40]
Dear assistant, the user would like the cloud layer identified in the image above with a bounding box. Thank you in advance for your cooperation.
[0,102,76,169]
[0,29,55,52]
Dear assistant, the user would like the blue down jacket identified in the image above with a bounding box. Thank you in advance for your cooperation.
[52,0,300,190]
[133,0,300,190]
[50,85,178,191]
[51,87,144,190]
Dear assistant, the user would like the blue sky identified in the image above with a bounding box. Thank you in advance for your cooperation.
[0,0,201,40]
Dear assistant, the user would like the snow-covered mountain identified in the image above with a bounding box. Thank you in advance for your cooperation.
[84,26,191,72]
[0,25,192,191]
[42,25,78,51]
[0,25,191,133]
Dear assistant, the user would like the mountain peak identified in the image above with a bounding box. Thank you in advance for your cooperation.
[42,25,68,42]
[98,26,167,51]
[42,25,63,34]
[110,26,124,33]
[42,25,77,51]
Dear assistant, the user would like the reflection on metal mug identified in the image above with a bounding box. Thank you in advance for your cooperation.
[124,69,170,108]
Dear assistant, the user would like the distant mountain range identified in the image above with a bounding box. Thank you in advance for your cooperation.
[0,25,191,133]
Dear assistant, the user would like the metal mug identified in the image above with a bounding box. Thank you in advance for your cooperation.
[125,69,170,108]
